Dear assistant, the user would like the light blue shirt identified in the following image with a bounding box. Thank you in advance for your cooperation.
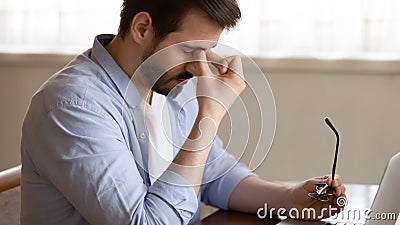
[20,34,254,225]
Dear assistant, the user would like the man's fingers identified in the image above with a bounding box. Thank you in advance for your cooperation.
[194,51,210,75]
[185,51,214,77]
[326,174,342,186]
[333,182,342,196]
[187,51,243,79]
[225,55,244,79]
[339,185,346,197]
[333,183,346,197]
[324,174,345,197]
[211,63,226,75]
[205,51,243,78]
[206,51,228,74]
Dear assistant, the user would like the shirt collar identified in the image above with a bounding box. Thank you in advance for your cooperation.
[90,34,142,108]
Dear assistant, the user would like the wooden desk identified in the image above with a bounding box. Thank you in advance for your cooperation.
[195,184,378,225]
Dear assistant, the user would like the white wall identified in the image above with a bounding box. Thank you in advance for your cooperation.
[0,54,399,185]
[252,59,400,184]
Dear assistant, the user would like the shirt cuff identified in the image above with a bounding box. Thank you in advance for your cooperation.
[208,162,257,210]
[148,170,198,224]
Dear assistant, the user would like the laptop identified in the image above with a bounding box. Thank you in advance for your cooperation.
[278,152,400,225]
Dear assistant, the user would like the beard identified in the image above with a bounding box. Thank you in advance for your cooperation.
[141,42,194,96]
[152,71,194,96]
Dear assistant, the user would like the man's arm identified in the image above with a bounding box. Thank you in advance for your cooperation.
[172,51,245,195]
[168,112,219,194]
[228,176,292,213]
[228,175,346,219]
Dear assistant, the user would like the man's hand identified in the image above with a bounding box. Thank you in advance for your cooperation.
[229,175,346,221]
[288,175,347,220]
[185,50,245,123]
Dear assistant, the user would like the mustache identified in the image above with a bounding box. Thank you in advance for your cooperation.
[177,71,194,80]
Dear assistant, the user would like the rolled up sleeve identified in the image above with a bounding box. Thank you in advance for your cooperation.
[149,170,198,223]
[200,136,256,210]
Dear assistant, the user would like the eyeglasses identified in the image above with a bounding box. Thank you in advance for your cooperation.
[308,117,340,202]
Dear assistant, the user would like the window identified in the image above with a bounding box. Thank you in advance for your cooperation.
[0,0,120,54]
[1,0,400,59]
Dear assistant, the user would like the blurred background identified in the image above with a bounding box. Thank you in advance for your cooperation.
[1,0,400,187]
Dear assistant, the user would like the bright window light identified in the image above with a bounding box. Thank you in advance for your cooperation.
[1,0,400,59]
[0,0,121,54]
[221,0,400,59]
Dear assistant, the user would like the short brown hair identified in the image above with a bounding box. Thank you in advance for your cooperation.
[118,0,241,41]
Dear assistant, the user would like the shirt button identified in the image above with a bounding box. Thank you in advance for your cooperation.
[139,132,146,139]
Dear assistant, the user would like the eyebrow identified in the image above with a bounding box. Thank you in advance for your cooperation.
[181,43,218,51]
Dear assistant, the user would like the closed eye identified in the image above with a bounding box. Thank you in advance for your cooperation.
[181,43,218,53]
[182,46,194,54]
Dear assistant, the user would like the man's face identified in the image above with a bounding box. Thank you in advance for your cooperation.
[143,10,223,96]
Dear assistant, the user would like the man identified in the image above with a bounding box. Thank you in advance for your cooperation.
[20,1,346,225]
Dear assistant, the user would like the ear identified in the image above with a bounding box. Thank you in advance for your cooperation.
[129,12,154,44]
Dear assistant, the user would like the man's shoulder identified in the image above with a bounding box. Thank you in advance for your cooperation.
[32,51,120,116]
